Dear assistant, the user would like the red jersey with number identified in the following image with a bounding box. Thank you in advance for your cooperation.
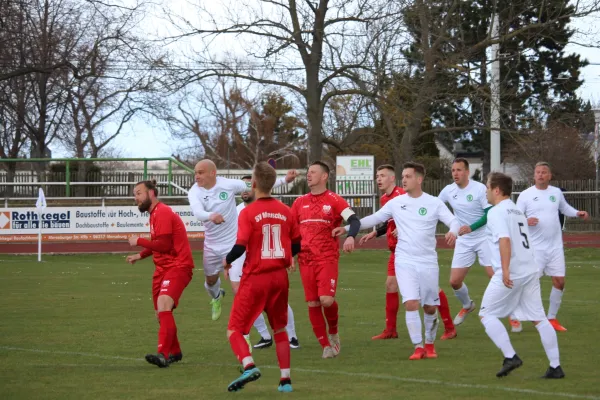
[290,190,351,263]
[381,186,405,250]
[148,202,195,273]
[236,197,300,275]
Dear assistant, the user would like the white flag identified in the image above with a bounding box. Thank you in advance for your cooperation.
[36,187,47,211]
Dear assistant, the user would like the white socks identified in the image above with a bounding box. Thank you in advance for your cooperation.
[481,316,516,358]
[547,287,564,320]
[536,319,560,368]
[241,356,254,368]
[253,314,272,340]
[281,368,291,379]
[204,278,222,299]
[454,284,472,309]
[286,304,297,339]
[405,310,423,346]
[424,311,438,344]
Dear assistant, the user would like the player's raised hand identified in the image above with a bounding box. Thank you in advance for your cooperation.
[128,236,139,246]
[126,254,141,264]
[527,217,539,226]
[577,211,590,220]
[445,231,457,247]
[343,236,355,253]
[331,226,347,237]
[359,230,376,245]
[285,169,298,183]
[209,213,225,224]
[458,225,471,236]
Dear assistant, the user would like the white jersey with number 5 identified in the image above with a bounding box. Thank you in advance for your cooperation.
[486,199,537,279]
[188,176,287,252]
[516,185,578,252]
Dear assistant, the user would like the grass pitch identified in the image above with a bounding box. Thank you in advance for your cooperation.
[1,248,600,400]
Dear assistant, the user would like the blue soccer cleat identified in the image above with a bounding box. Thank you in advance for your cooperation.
[227,366,261,392]
[278,378,293,392]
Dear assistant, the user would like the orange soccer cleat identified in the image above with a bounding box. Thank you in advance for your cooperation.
[371,330,399,340]
[440,328,457,340]
[509,317,522,333]
[424,344,438,359]
[549,319,567,332]
[409,347,427,360]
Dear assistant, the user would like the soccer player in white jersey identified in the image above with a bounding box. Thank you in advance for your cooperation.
[479,172,564,379]
[516,162,589,332]
[334,162,459,360]
[438,158,493,326]
[188,159,297,320]
[228,175,300,350]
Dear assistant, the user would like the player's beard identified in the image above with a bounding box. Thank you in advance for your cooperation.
[137,197,152,213]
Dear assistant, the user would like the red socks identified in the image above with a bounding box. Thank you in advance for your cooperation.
[229,331,252,365]
[438,289,455,331]
[274,331,291,370]
[322,301,339,335]
[308,306,330,348]
[385,292,399,332]
[157,311,176,357]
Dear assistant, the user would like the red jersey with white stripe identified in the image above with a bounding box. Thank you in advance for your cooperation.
[148,202,195,273]
[236,198,300,275]
[380,186,405,250]
[291,190,351,263]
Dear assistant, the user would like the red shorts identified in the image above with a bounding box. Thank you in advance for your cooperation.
[387,252,395,277]
[228,268,289,334]
[299,260,338,302]
[152,267,193,310]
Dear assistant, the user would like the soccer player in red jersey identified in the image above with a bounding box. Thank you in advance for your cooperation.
[223,162,301,393]
[360,165,457,340]
[126,180,194,368]
[290,161,360,358]
[358,164,405,339]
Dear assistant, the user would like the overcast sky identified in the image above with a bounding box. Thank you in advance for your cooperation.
[52,2,600,159]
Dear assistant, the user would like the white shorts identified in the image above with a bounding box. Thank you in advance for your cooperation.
[451,238,491,268]
[202,247,229,277]
[534,248,565,277]
[479,273,546,321]
[229,254,246,283]
[395,263,440,306]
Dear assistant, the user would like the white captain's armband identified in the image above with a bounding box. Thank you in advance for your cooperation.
[341,207,355,221]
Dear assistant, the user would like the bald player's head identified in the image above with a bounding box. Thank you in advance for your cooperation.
[194,159,218,189]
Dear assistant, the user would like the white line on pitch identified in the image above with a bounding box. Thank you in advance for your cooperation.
[2,346,599,400]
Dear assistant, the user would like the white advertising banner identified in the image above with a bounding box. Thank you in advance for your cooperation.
[0,205,205,243]
[335,155,375,181]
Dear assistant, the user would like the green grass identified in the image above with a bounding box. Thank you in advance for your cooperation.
[1,248,600,400]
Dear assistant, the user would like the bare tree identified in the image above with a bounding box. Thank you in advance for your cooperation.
[163,78,305,169]
[162,0,404,163]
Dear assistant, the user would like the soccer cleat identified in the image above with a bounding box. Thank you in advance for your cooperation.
[542,365,565,379]
[145,353,169,368]
[409,347,427,360]
[440,328,457,340]
[328,333,340,356]
[496,354,523,377]
[549,319,567,332]
[289,337,300,349]
[245,335,253,354]
[509,317,523,333]
[322,346,336,359]
[424,343,438,359]
[168,352,183,364]
[453,300,476,326]
[371,330,399,340]
[278,378,293,392]
[210,289,225,321]
[253,337,273,349]
[227,366,262,392]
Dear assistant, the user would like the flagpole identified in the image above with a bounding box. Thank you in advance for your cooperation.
[36,187,46,262]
